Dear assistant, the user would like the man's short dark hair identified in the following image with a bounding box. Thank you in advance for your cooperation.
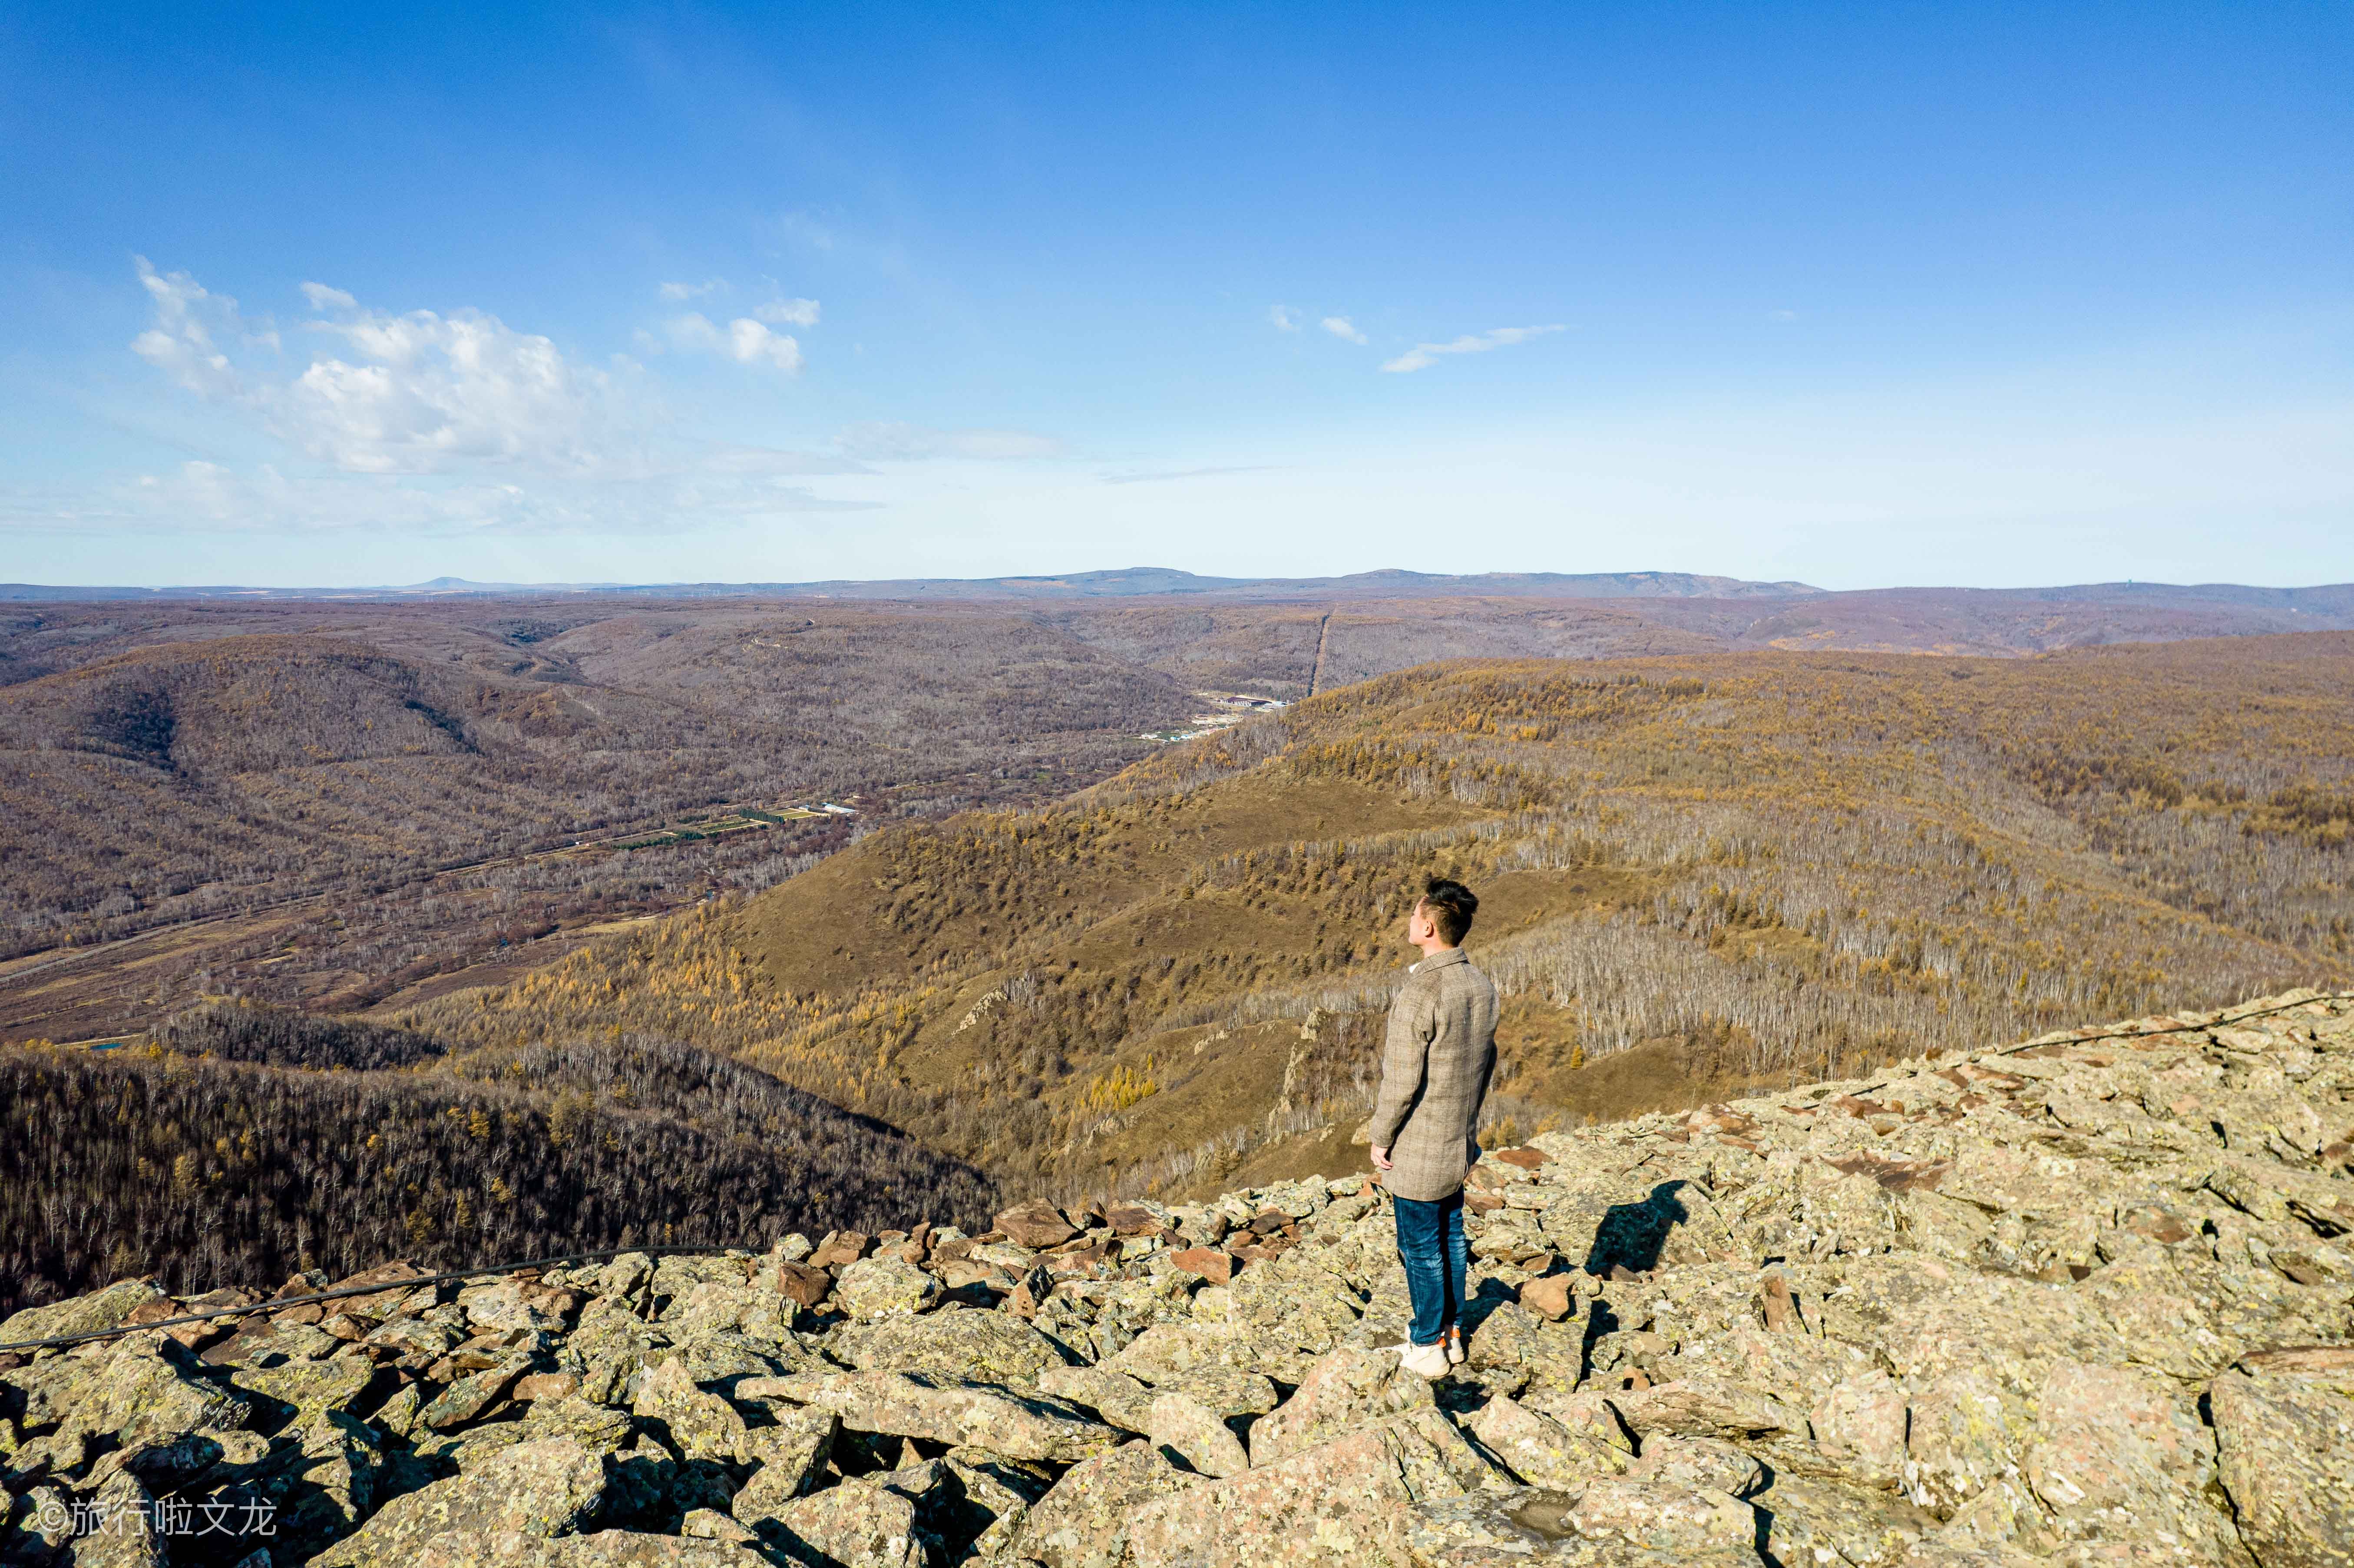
[1419,877,1478,946]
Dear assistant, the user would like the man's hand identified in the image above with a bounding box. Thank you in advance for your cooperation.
[1370,1145,1393,1172]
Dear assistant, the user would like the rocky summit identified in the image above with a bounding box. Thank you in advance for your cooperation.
[4,990,2351,1568]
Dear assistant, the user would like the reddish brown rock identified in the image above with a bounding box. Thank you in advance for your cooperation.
[1168,1247,1233,1284]
[512,1372,579,1403]
[1103,1203,1160,1236]
[1463,1190,1505,1215]
[775,1259,832,1309]
[1518,1275,1574,1323]
[995,1201,1078,1250]
[808,1230,870,1268]
[1491,1146,1548,1170]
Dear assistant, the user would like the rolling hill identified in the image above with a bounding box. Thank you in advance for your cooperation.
[392,631,2354,1205]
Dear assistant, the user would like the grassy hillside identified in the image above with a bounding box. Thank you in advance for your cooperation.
[0,1000,994,1317]
[391,633,2353,1204]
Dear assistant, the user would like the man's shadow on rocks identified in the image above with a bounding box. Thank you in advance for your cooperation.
[1582,1181,1691,1278]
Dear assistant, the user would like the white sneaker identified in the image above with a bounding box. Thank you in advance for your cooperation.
[1398,1341,1451,1380]
[1444,1326,1465,1366]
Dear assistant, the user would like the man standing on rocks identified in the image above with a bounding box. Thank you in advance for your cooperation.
[1368,876,1497,1379]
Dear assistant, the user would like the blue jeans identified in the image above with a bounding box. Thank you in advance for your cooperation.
[1392,1190,1467,1347]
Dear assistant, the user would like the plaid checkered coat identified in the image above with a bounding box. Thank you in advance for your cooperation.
[1368,946,1499,1201]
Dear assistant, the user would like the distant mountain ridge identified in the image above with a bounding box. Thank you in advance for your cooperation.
[7,567,2354,607]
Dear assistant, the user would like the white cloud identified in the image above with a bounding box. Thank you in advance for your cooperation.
[130,257,246,398]
[754,297,821,327]
[658,279,725,300]
[131,261,629,475]
[835,422,1063,461]
[1269,304,1301,333]
[1379,323,1565,373]
[1770,309,1799,322]
[290,296,631,472]
[664,313,804,372]
[1321,316,1369,345]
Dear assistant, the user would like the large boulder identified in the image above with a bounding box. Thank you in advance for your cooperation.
[832,1257,940,1322]
[311,1437,607,1568]
[34,1336,255,1447]
[1465,1396,1630,1490]
[1407,1485,1758,1567]
[1123,1408,1497,1566]
[1246,1345,1433,1466]
[770,1461,938,1568]
[728,1408,838,1528]
[744,1371,1121,1463]
[0,1281,167,1347]
[829,1308,1064,1386]
[1036,1365,1157,1433]
[631,1358,749,1464]
[2021,1359,2231,1560]
[995,1202,1078,1250]
[1147,1390,1246,1479]
[2210,1352,2354,1567]
[1012,1441,1201,1568]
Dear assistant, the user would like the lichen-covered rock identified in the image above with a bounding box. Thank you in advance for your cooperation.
[33,1336,255,1447]
[728,1407,837,1528]
[1036,1364,1157,1433]
[1748,1472,1937,1568]
[629,1357,750,1464]
[229,1355,377,1426]
[2021,1359,2232,1561]
[1008,1440,1198,1568]
[1620,1434,1762,1499]
[311,1437,606,1568]
[1103,1323,1249,1385]
[2210,1352,2354,1568]
[1605,1376,1806,1445]
[0,1280,166,1347]
[1147,1390,1246,1479]
[415,1528,770,1566]
[1407,1485,1756,1566]
[772,1461,938,1568]
[833,1256,940,1322]
[420,1350,536,1431]
[1246,1344,1433,1466]
[1464,1396,1629,1490]
[830,1307,1062,1386]
[749,1371,1121,1463]
[1903,1367,2018,1516]
[1808,1364,1907,1488]
[1124,1409,1496,1566]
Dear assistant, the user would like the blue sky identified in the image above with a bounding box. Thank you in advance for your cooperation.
[3,3,2348,588]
